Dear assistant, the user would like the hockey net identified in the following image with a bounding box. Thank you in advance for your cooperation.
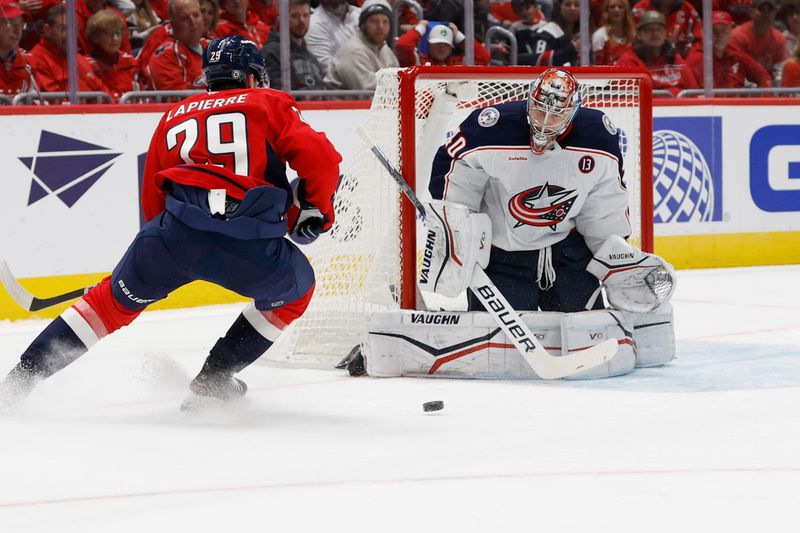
[265,66,653,366]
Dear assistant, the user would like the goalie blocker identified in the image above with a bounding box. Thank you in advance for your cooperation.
[360,306,675,379]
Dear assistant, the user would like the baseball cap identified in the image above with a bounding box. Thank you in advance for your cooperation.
[637,10,667,30]
[428,24,454,46]
[358,0,392,26]
[711,10,733,26]
[0,0,24,19]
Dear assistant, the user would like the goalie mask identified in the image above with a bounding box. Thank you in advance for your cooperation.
[527,68,581,154]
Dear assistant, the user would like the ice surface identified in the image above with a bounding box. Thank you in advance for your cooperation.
[1,266,798,532]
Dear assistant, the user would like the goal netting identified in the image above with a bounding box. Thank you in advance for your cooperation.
[264,66,653,366]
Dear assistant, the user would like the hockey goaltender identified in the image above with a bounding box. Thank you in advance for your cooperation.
[339,69,676,381]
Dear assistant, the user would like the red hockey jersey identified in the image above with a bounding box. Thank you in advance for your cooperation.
[141,88,342,229]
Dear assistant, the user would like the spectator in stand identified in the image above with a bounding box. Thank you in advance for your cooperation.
[731,0,788,84]
[592,0,634,65]
[77,0,132,55]
[517,0,580,65]
[249,0,276,27]
[28,4,111,95]
[87,9,138,99]
[780,41,800,87]
[128,0,161,50]
[260,0,323,90]
[395,20,491,66]
[325,0,397,90]
[16,0,61,50]
[686,10,771,89]
[777,2,800,57]
[305,0,360,71]
[713,0,753,27]
[199,0,219,36]
[632,0,702,58]
[510,0,544,32]
[0,0,36,98]
[146,0,206,90]
[496,0,544,64]
[213,0,269,48]
[616,10,698,95]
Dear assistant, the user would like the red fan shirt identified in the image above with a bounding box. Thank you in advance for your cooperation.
[142,88,342,227]
[212,10,271,49]
[90,51,139,100]
[616,47,699,95]
[0,48,34,96]
[145,39,207,91]
[686,44,772,88]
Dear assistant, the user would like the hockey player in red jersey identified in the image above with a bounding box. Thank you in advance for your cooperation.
[0,36,342,410]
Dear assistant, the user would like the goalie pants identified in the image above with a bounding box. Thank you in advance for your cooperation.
[468,232,604,313]
[17,211,315,378]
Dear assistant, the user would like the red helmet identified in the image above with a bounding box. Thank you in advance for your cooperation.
[527,68,582,154]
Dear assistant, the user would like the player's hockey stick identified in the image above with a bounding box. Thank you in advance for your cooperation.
[356,126,617,379]
[0,260,93,312]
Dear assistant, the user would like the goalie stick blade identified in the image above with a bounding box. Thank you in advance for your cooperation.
[527,338,618,380]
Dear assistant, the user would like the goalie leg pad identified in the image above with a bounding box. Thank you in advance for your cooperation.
[363,310,636,379]
[418,201,491,298]
[617,303,676,368]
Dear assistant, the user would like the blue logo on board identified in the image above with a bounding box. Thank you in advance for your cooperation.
[749,125,800,212]
[652,117,723,223]
[19,131,122,207]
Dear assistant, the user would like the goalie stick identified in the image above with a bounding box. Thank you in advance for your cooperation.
[0,260,94,312]
[356,126,618,379]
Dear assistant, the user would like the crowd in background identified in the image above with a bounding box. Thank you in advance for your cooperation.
[1,0,799,102]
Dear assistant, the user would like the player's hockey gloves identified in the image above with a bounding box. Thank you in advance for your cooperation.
[287,178,331,245]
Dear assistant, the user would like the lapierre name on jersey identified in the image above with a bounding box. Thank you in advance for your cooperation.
[429,101,630,255]
[165,93,250,121]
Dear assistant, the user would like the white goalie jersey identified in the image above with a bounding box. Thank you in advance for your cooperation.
[429,101,630,255]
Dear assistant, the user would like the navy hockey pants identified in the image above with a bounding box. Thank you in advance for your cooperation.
[468,231,604,313]
[110,211,315,313]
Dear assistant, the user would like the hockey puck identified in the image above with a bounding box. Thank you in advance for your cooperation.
[423,401,444,412]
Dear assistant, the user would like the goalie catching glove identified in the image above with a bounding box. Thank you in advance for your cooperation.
[418,201,491,298]
[586,235,676,313]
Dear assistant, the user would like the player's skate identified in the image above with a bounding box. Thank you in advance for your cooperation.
[0,363,40,410]
[180,362,248,412]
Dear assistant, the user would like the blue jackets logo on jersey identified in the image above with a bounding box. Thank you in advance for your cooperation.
[508,182,578,230]
[19,130,122,208]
